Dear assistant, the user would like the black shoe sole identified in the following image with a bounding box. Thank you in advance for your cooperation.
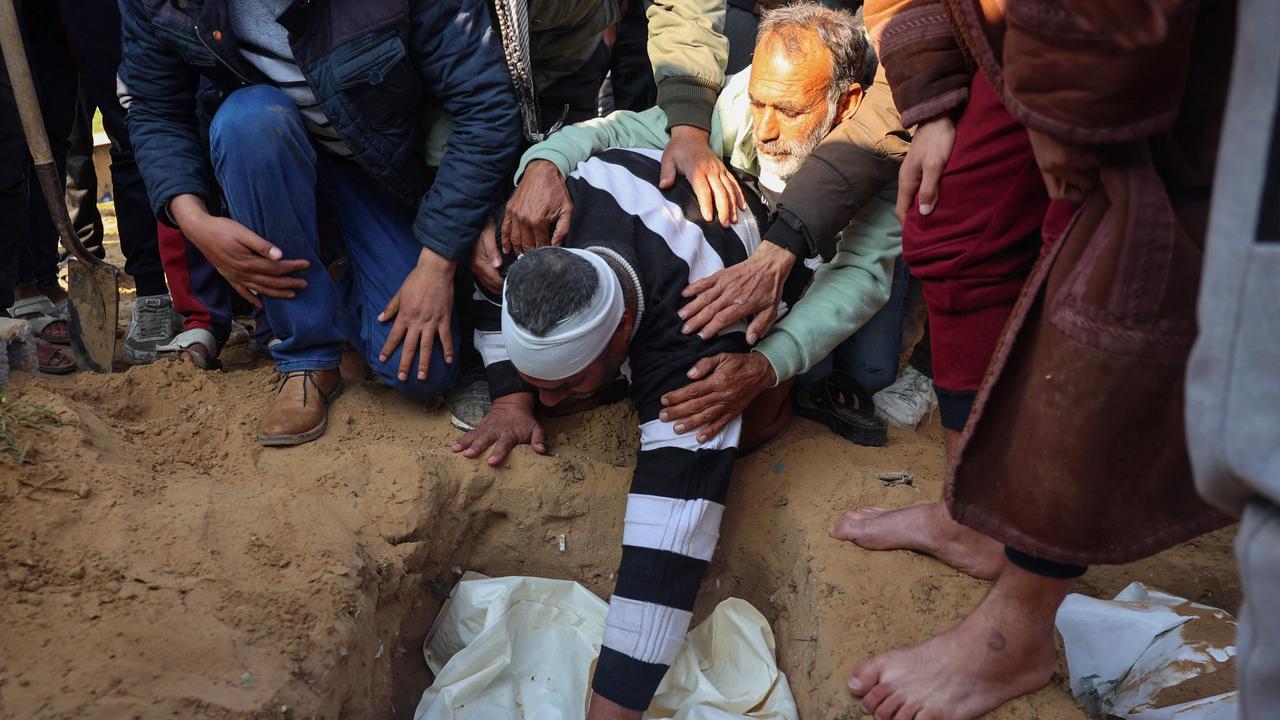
[794,404,888,447]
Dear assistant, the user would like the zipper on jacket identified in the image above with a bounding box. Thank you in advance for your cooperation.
[194,24,251,85]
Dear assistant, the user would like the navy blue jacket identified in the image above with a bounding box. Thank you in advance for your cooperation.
[118,0,521,261]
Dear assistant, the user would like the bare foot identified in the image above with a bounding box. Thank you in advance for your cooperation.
[587,692,642,720]
[830,502,1005,580]
[848,564,1070,720]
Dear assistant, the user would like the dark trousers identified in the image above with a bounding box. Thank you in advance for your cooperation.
[59,0,168,296]
[798,258,909,395]
[539,41,610,129]
[5,0,167,301]
[0,51,26,311]
[65,87,106,257]
[607,0,656,113]
[11,0,73,294]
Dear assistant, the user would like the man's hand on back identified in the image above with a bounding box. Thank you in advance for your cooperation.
[471,217,504,296]
[502,160,574,256]
[660,125,746,227]
[377,248,456,382]
[169,193,310,308]
[660,352,777,443]
[678,241,795,343]
[451,392,547,466]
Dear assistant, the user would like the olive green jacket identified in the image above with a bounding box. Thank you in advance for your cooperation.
[528,0,620,90]
[646,0,729,131]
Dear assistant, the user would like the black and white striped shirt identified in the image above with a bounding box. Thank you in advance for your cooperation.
[475,148,810,709]
[228,0,352,158]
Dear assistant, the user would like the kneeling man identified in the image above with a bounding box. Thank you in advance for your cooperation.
[464,149,797,718]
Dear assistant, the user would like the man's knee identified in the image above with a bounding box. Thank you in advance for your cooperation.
[369,352,459,401]
[209,86,305,155]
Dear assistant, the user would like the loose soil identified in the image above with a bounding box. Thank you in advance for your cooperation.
[0,225,1240,719]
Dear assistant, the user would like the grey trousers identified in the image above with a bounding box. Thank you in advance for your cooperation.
[1184,0,1280,715]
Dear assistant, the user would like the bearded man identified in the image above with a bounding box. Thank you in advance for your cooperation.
[466,2,906,461]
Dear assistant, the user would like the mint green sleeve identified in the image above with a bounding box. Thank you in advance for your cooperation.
[514,102,730,182]
[514,107,673,182]
[754,188,903,384]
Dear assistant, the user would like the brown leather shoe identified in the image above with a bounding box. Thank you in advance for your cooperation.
[257,369,343,447]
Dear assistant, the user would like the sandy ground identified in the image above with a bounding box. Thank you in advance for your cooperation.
[0,222,1241,720]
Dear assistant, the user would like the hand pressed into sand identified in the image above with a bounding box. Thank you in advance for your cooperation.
[451,392,546,466]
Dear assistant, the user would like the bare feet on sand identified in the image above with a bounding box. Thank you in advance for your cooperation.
[848,563,1071,720]
[829,502,1006,581]
[587,693,642,720]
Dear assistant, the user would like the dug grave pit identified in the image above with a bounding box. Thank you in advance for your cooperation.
[0,356,1240,720]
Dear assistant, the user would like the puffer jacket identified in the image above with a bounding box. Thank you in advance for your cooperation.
[118,0,521,261]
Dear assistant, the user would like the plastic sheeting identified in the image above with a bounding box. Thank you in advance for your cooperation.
[413,573,798,720]
[1055,582,1238,719]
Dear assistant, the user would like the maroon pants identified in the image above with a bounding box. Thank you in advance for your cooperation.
[902,72,1072,429]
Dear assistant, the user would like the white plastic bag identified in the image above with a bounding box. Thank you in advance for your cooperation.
[415,573,608,720]
[414,574,798,720]
[1055,582,1237,719]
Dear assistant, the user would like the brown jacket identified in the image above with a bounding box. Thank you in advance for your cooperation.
[864,0,972,127]
[764,65,911,259]
[947,0,1235,564]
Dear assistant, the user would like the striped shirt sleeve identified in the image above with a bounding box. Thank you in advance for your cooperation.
[593,411,741,709]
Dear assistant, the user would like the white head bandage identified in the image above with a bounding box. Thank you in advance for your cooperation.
[501,248,625,381]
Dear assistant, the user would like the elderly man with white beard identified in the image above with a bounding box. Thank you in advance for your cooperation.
[482,2,906,454]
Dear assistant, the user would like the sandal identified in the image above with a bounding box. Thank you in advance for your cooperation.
[156,328,222,370]
[35,338,76,375]
[8,295,70,346]
[793,370,888,447]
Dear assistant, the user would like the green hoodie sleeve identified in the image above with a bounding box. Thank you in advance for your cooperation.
[647,0,728,131]
[515,107,672,181]
[515,104,728,182]
[753,186,903,384]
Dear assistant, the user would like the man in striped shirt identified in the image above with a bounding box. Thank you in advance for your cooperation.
[461,148,802,718]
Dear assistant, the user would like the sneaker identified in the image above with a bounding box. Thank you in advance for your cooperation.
[447,370,491,431]
[873,366,938,429]
[123,294,179,365]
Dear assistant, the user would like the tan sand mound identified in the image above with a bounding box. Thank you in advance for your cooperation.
[0,358,1239,719]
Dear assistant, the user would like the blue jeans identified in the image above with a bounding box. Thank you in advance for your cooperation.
[799,259,909,395]
[208,85,458,399]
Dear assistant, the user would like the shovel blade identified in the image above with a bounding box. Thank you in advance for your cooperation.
[66,256,120,373]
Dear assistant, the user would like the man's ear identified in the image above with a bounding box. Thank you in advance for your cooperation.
[837,83,864,123]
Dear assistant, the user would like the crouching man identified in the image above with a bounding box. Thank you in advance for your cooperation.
[461,148,797,718]
[118,0,520,445]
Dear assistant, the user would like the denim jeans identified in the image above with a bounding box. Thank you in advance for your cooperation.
[208,85,459,399]
[798,258,909,395]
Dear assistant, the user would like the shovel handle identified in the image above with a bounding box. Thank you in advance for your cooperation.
[0,0,105,267]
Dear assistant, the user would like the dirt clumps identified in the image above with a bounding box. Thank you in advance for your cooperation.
[0,360,1239,719]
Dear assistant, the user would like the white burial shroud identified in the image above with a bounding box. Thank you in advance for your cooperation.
[413,573,799,720]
